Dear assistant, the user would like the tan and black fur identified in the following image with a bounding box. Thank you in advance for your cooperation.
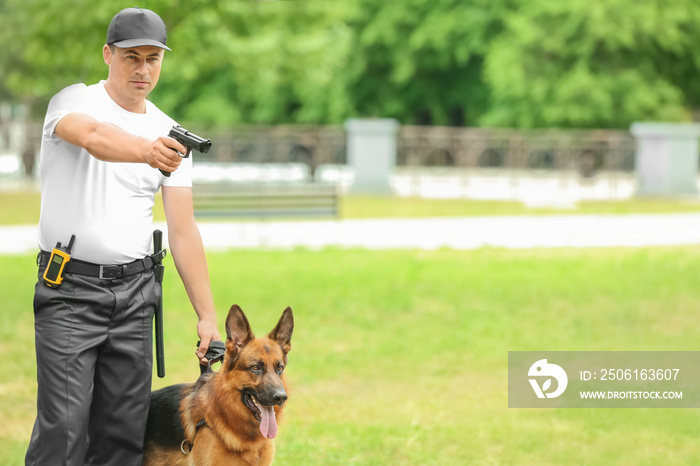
[143,305,293,465]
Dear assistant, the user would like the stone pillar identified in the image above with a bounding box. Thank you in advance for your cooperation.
[631,122,700,197]
[345,119,399,194]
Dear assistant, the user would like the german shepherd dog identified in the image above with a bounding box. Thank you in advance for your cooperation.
[143,305,294,465]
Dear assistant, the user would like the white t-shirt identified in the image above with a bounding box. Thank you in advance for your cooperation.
[37,81,192,264]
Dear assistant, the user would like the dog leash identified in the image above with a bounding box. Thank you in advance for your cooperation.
[180,340,227,455]
[197,340,226,375]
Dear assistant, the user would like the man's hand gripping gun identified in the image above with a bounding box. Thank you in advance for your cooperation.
[160,125,212,177]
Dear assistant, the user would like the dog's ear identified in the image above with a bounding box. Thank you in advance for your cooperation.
[225,305,255,354]
[268,307,294,354]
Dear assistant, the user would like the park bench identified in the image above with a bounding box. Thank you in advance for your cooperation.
[192,182,339,219]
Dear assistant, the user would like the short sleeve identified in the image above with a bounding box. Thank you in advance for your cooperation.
[161,153,193,188]
[43,84,88,142]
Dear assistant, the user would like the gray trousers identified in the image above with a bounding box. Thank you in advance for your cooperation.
[26,265,159,466]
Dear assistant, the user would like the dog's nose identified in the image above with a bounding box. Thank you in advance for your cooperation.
[272,391,288,406]
[260,384,288,406]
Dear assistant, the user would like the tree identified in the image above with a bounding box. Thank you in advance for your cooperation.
[343,0,512,126]
[152,0,354,126]
[0,0,116,115]
[480,0,700,128]
[0,0,352,125]
[2,0,700,129]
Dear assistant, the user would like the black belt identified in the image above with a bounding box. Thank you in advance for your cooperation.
[38,250,166,280]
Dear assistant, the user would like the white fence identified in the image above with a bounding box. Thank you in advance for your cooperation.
[3,122,697,203]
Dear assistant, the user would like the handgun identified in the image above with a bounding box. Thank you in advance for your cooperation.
[160,125,212,177]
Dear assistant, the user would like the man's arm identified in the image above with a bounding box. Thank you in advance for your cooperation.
[162,186,221,364]
[54,112,186,174]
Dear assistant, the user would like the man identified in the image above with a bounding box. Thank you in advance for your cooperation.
[26,7,221,465]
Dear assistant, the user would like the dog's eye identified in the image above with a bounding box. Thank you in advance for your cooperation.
[276,364,284,373]
[251,364,261,371]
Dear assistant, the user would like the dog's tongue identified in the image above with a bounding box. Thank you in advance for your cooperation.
[260,405,277,439]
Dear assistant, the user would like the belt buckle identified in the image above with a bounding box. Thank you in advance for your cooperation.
[99,265,122,280]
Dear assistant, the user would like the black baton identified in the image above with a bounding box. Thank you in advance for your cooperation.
[153,230,166,378]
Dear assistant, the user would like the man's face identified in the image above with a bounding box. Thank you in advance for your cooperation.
[103,45,165,107]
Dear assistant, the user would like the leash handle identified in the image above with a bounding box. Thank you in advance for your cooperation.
[197,340,226,375]
[154,230,166,378]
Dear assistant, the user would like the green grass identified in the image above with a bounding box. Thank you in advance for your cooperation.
[341,195,700,218]
[3,247,700,464]
[2,190,700,225]
[0,191,43,225]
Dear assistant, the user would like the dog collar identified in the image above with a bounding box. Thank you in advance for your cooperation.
[180,418,209,455]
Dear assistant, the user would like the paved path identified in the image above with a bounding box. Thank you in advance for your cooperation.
[2,213,700,254]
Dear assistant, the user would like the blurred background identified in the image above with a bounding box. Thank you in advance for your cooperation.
[4,1,700,465]
[2,0,700,202]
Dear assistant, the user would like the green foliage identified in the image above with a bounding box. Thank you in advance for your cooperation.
[2,0,700,128]
[481,0,700,128]
[153,0,355,125]
[0,0,114,109]
[0,0,353,124]
[344,0,510,125]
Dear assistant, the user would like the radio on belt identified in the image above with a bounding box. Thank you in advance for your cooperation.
[43,235,76,289]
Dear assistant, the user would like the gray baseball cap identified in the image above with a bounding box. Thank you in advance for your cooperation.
[106,7,171,51]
